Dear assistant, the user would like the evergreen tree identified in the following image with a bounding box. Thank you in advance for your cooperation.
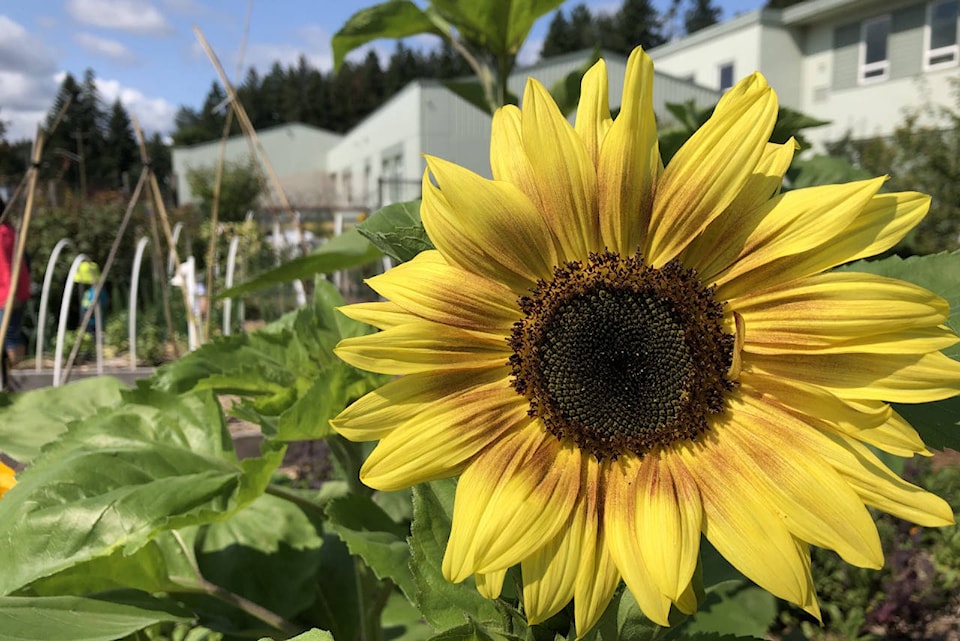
[568,4,598,51]
[684,0,722,34]
[613,0,666,52]
[541,9,574,58]
[103,99,138,190]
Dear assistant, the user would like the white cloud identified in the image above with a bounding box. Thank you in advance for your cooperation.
[0,16,58,75]
[96,78,177,135]
[75,32,137,63]
[0,17,60,140]
[66,0,172,35]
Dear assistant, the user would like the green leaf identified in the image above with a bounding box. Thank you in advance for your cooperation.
[195,494,324,620]
[219,229,381,299]
[150,281,386,442]
[788,155,872,189]
[258,630,333,641]
[357,200,434,263]
[409,479,502,629]
[424,619,507,641]
[0,388,283,595]
[326,493,416,600]
[683,581,776,638]
[0,594,192,641]
[615,590,687,641]
[430,0,564,56]
[332,1,446,71]
[0,376,126,463]
[770,106,830,148]
[838,251,960,452]
[28,530,202,596]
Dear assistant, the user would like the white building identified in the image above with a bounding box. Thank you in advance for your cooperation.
[173,50,720,211]
[172,123,343,207]
[648,0,960,147]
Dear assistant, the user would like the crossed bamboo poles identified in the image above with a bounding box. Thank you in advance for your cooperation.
[2,25,299,388]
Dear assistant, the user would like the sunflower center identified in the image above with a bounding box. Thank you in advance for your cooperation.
[509,251,735,460]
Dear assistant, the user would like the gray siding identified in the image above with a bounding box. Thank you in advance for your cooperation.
[832,3,926,90]
[890,3,925,79]
[832,22,860,90]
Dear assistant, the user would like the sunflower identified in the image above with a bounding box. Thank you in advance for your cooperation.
[0,461,15,498]
[332,48,958,635]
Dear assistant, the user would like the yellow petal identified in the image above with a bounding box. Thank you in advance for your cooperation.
[813,430,954,526]
[604,458,674,626]
[597,47,660,256]
[734,271,952,352]
[714,178,885,298]
[633,452,702,601]
[475,568,507,599]
[574,462,620,637]
[360,388,529,491]
[755,406,953,526]
[332,367,512,441]
[522,78,600,258]
[0,462,15,498]
[575,59,612,167]
[683,139,797,279]
[367,250,520,332]
[443,425,581,581]
[746,351,960,403]
[673,438,820,619]
[337,301,417,330]
[857,407,931,457]
[719,190,929,293]
[490,105,542,209]
[646,73,778,266]
[522,494,586,624]
[421,158,559,292]
[731,393,884,568]
[334,321,510,375]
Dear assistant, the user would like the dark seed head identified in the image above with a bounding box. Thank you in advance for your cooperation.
[509,251,735,460]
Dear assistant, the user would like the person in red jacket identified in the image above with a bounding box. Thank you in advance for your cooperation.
[0,196,30,365]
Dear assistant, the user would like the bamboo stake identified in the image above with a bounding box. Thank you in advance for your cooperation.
[60,169,148,384]
[131,127,178,359]
[193,26,313,262]
[0,128,44,390]
[204,108,235,343]
[131,116,200,348]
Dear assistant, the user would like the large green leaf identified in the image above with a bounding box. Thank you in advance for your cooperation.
[430,0,563,55]
[332,1,446,70]
[683,581,776,638]
[0,593,192,641]
[28,530,202,596]
[259,630,334,641]
[838,251,960,451]
[195,494,324,620]
[150,281,386,442]
[326,493,416,600]
[357,200,434,264]
[615,590,685,641]
[219,229,381,299]
[409,479,502,629]
[0,388,284,595]
[0,376,126,463]
[789,155,872,189]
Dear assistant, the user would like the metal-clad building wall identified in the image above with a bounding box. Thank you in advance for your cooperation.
[325,84,424,209]
[172,123,342,205]
[420,83,494,180]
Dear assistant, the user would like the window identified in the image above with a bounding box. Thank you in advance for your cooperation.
[859,15,891,83]
[926,0,959,68]
[718,63,734,91]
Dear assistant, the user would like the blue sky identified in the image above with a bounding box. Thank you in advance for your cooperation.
[0,0,762,141]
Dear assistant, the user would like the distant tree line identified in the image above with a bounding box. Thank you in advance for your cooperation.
[0,69,172,200]
[172,41,471,146]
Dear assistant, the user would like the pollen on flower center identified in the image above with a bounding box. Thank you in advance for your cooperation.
[508,251,736,460]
